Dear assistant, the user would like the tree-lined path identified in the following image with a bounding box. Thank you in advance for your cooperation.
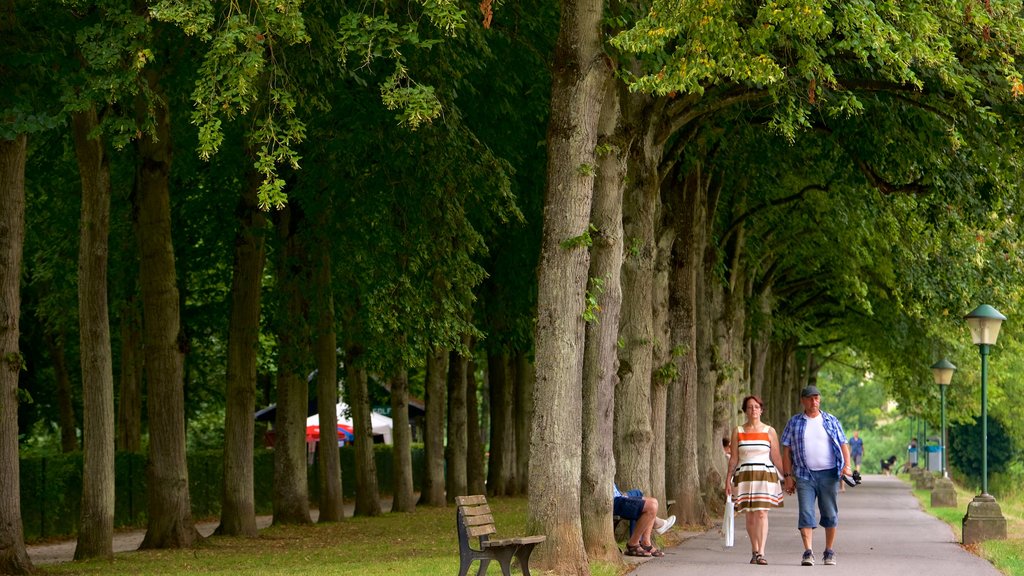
[636,475,1000,576]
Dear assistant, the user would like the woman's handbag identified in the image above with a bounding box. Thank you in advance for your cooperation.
[723,495,735,548]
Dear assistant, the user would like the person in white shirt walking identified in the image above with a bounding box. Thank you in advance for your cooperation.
[781,385,852,567]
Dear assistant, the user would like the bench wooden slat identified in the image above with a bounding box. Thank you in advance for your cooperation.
[455,495,488,506]
[462,514,494,527]
[482,535,547,548]
[460,504,491,517]
[466,524,497,538]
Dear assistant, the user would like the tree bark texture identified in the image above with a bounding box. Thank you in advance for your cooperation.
[217,171,265,537]
[271,204,312,526]
[649,221,673,505]
[486,352,515,496]
[527,0,607,570]
[313,242,343,523]
[614,102,661,494]
[422,348,448,506]
[445,348,468,502]
[666,165,708,526]
[47,330,78,453]
[513,351,533,496]
[346,361,381,517]
[133,90,200,545]
[580,78,625,563]
[134,91,200,549]
[72,106,116,560]
[0,133,34,575]
[389,364,416,512]
[117,295,143,453]
[465,353,486,495]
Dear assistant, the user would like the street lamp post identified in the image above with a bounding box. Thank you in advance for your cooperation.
[930,359,957,508]
[930,359,955,478]
[961,304,1008,543]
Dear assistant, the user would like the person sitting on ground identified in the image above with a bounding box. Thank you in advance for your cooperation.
[614,484,667,558]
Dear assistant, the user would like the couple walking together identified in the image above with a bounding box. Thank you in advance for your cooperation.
[725,385,853,566]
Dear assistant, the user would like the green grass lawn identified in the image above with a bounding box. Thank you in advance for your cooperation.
[37,498,624,576]
[910,479,1024,576]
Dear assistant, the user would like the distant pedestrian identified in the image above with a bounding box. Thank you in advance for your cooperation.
[781,385,852,567]
[849,431,864,473]
[726,395,784,565]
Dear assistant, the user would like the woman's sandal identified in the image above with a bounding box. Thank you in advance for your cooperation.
[642,544,665,557]
[756,553,768,565]
[624,544,652,557]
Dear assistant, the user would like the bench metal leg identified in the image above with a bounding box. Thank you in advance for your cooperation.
[515,544,539,576]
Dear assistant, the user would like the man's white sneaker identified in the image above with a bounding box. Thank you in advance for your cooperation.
[655,515,676,535]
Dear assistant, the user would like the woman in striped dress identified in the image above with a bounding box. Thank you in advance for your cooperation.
[726,395,785,565]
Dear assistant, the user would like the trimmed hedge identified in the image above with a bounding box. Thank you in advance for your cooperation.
[21,444,424,541]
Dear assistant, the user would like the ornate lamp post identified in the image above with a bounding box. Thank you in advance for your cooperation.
[929,359,957,507]
[929,359,955,477]
[961,304,1007,543]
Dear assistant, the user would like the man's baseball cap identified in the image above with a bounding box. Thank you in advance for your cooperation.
[801,385,821,397]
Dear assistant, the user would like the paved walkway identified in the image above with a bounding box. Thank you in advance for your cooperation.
[634,474,1000,575]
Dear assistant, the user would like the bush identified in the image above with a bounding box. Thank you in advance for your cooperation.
[948,415,1018,490]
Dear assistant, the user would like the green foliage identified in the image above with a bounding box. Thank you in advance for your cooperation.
[582,276,605,323]
[949,415,1019,490]
[561,224,597,250]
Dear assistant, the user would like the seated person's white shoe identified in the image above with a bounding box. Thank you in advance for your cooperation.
[655,515,676,535]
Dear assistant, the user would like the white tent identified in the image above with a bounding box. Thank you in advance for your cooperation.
[306,402,393,445]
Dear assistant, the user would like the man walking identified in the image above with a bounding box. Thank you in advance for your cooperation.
[781,385,852,567]
[849,431,864,473]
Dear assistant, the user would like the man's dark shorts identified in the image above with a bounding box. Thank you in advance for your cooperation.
[613,496,645,520]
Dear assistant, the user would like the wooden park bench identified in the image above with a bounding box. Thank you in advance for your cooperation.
[455,495,547,576]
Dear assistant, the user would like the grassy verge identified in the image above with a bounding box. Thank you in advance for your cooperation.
[36,498,632,576]
[909,479,1024,576]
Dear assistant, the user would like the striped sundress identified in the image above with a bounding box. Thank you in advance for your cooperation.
[731,425,784,512]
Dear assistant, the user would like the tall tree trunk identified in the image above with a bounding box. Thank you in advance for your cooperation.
[72,106,116,560]
[695,171,722,513]
[0,133,33,575]
[390,361,416,512]
[466,352,486,495]
[649,223,673,505]
[346,360,381,516]
[116,294,143,453]
[614,100,661,494]
[421,348,448,506]
[580,77,625,563]
[666,165,708,526]
[47,330,78,453]
[217,170,266,536]
[135,87,200,549]
[445,348,468,502]
[313,240,343,522]
[513,351,533,496]
[486,352,513,496]
[527,0,607,570]
[271,204,312,525]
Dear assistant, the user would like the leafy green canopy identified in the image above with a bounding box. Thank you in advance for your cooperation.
[151,0,472,209]
[639,0,1024,414]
